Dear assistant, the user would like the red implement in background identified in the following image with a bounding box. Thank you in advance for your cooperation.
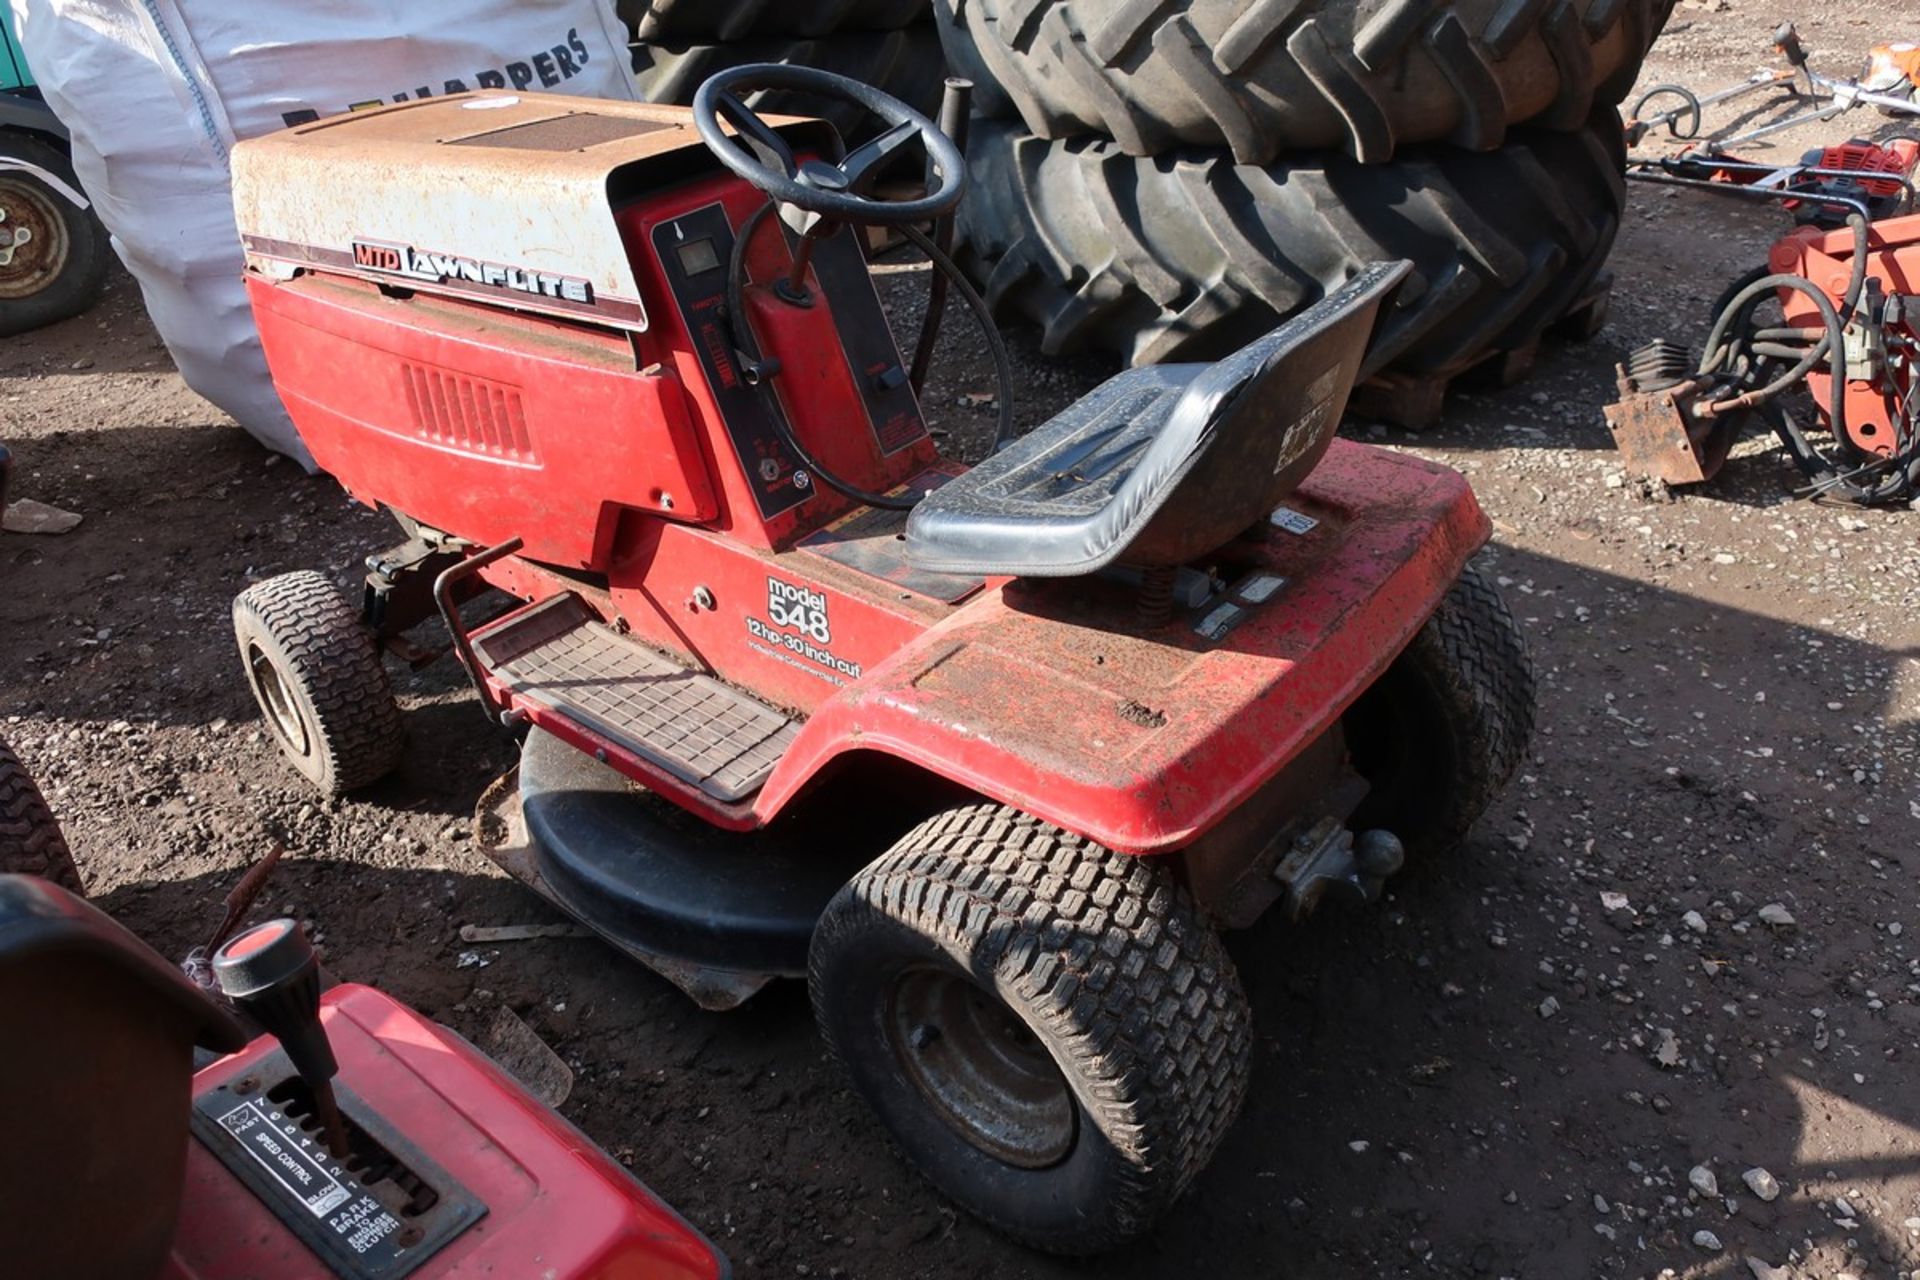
[1771,212,1920,458]
[1611,132,1920,500]
[167,984,726,1280]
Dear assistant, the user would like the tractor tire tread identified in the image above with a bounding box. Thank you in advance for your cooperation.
[811,802,1251,1253]
[957,109,1624,371]
[935,0,1676,162]
[232,570,404,796]
[630,25,948,129]
[621,0,928,42]
[0,736,83,894]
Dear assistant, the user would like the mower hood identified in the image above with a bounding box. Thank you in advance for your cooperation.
[230,91,828,335]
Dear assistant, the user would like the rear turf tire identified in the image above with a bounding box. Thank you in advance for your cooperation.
[809,802,1251,1254]
[233,570,404,796]
[0,734,83,895]
[1343,561,1536,859]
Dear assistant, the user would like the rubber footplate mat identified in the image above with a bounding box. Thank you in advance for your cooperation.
[472,595,796,802]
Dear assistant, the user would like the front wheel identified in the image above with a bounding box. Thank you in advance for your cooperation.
[1343,560,1537,859]
[233,570,405,796]
[809,803,1251,1254]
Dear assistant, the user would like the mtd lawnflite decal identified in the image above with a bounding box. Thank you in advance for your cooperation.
[745,577,862,684]
[351,238,594,305]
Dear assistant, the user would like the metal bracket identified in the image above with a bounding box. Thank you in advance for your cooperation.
[433,537,523,721]
[1603,378,1742,486]
[363,536,469,639]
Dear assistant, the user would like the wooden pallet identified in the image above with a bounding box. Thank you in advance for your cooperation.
[1348,274,1613,431]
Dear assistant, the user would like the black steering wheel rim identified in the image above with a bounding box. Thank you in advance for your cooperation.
[692,63,966,226]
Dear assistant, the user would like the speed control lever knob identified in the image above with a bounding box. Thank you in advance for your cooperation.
[212,918,337,1089]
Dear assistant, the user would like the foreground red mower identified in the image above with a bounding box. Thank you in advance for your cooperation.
[228,70,1534,1252]
[0,873,724,1279]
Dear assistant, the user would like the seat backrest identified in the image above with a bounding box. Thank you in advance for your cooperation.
[0,875,245,1280]
[1104,259,1410,567]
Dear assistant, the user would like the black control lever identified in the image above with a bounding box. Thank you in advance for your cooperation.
[1773,22,1807,69]
[213,919,350,1159]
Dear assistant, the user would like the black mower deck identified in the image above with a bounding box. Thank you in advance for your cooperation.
[475,728,889,1009]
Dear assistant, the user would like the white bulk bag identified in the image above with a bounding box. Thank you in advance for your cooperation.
[10,0,637,465]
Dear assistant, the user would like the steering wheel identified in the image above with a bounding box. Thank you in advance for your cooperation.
[692,64,966,227]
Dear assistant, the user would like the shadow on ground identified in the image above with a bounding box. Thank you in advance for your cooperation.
[48,539,1916,1278]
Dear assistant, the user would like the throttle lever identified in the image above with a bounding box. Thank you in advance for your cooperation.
[213,919,350,1159]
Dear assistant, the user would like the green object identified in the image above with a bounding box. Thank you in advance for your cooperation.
[1,8,32,93]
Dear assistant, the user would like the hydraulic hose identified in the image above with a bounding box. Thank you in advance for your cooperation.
[1769,403,1919,503]
[1700,273,1848,431]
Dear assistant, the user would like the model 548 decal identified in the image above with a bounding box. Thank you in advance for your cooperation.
[745,577,861,682]
[765,579,831,644]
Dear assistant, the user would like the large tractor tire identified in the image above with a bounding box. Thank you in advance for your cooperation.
[233,571,405,797]
[0,735,83,895]
[958,108,1624,372]
[619,0,928,42]
[810,802,1251,1254]
[936,0,1675,163]
[631,26,948,135]
[0,133,111,339]
[1343,561,1536,860]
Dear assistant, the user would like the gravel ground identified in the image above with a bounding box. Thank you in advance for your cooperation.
[3,3,1919,1276]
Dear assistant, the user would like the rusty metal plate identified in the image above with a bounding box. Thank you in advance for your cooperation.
[451,113,675,151]
[1602,384,1737,485]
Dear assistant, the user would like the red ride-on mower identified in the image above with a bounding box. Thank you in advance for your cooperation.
[0,855,725,1275]
[228,69,1535,1252]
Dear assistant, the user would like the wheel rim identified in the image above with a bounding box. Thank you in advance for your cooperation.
[0,176,71,302]
[247,642,312,760]
[885,966,1076,1168]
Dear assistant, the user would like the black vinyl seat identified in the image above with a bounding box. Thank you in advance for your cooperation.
[904,260,1410,578]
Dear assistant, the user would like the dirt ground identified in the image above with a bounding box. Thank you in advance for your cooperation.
[5,3,1920,1276]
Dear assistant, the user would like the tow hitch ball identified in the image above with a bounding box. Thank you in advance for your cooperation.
[1274,817,1406,921]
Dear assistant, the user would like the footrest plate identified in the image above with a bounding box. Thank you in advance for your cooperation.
[472,595,796,802]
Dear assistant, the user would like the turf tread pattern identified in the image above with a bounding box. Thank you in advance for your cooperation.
[232,571,404,796]
[1408,562,1538,846]
[957,110,1624,371]
[811,803,1252,1253]
[936,0,1676,162]
[1345,562,1537,858]
[0,736,83,893]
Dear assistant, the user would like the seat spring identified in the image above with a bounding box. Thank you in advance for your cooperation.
[1137,566,1177,626]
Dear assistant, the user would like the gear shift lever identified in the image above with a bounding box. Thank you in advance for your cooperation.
[213,919,350,1159]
